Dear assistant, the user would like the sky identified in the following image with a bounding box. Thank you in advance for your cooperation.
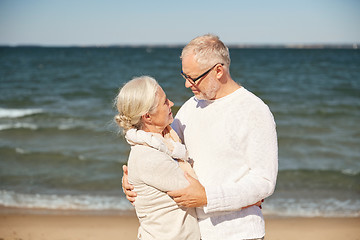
[0,0,359,46]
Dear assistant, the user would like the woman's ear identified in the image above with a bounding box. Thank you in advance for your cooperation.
[142,113,152,124]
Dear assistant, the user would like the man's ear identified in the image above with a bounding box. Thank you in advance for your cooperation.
[216,64,224,80]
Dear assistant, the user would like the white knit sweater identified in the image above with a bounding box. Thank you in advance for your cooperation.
[171,87,278,240]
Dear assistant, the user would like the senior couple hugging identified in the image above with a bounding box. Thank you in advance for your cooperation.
[114,34,278,240]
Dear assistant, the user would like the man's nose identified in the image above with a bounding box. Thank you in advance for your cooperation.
[185,79,192,88]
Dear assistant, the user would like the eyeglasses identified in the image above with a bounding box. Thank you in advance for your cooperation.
[181,63,224,83]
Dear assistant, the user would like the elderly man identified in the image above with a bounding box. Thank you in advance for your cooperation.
[123,34,278,240]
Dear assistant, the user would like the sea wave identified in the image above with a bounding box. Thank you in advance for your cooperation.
[0,190,359,217]
[341,168,360,176]
[0,190,131,211]
[0,108,44,118]
[0,121,102,132]
[263,197,360,217]
[0,122,38,130]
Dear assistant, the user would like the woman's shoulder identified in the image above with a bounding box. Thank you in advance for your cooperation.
[128,145,185,186]
[129,145,173,165]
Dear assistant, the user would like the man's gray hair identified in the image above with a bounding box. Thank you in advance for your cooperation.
[181,34,231,70]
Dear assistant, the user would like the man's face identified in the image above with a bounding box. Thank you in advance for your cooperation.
[181,54,221,100]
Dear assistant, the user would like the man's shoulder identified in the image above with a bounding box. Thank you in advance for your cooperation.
[181,96,197,108]
[175,96,197,117]
[239,88,269,108]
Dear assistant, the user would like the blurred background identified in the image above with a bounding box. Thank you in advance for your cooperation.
[0,0,359,217]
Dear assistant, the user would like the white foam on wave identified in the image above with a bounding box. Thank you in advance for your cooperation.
[341,168,360,176]
[263,197,360,217]
[0,122,38,131]
[0,190,132,211]
[1,190,359,217]
[15,148,28,154]
[0,108,44,118]
[57,120,99,131]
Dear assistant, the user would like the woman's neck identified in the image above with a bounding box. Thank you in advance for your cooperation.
[141,125,166,136]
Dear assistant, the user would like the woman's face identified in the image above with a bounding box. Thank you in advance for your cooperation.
[148,87,174,132]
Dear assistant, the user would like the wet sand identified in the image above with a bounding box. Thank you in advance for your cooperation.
[0,209,359,240]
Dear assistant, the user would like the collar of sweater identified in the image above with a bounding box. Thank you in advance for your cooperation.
[125,128,187,161]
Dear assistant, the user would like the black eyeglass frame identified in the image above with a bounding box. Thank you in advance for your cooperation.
[181,63,224,83]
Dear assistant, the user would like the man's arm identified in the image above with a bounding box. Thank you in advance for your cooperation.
[122,165,136,205]
[167,172,207,208]
[167,172,263,209]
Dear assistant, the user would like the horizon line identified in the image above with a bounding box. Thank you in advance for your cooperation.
[0,43,358,49]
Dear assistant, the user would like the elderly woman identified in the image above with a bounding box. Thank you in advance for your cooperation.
[114,76,200,240]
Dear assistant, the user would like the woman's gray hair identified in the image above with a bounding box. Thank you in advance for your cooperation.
[114,76,160,132]
[181,34,231,70]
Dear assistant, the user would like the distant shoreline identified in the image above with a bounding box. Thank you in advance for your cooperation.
[0,43,358,49]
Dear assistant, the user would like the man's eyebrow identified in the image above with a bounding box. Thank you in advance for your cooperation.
[182,70,193,78]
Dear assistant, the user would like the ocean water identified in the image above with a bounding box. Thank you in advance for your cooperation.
[0,47,359,217]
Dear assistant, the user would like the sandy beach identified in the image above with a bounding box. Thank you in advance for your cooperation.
[0,208,359,240]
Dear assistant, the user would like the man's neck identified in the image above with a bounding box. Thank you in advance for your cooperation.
[214,78,241,100]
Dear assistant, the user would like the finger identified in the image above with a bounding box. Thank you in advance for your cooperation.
[125,183,134,191]
[122,176,127,187]
[167,191,176,197]
[122,178,134,191]
[122,165,128,174]
[126,195,136,203]
[121,169,133,191]
[169,193,182,201]
[172,197,184,205]
[124,188,136,197]
[167,190,182,198]
[125,189,137,197]
[184,172,195,182]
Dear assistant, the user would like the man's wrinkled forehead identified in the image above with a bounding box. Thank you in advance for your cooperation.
[181,53,200,72]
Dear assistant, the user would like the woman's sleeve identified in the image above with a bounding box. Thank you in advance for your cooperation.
[135,150,189,192]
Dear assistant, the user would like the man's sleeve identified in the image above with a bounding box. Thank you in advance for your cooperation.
[203,105,278,213]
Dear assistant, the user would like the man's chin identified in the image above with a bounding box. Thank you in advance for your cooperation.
[194,93,204,100]
[195,92,213,101]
